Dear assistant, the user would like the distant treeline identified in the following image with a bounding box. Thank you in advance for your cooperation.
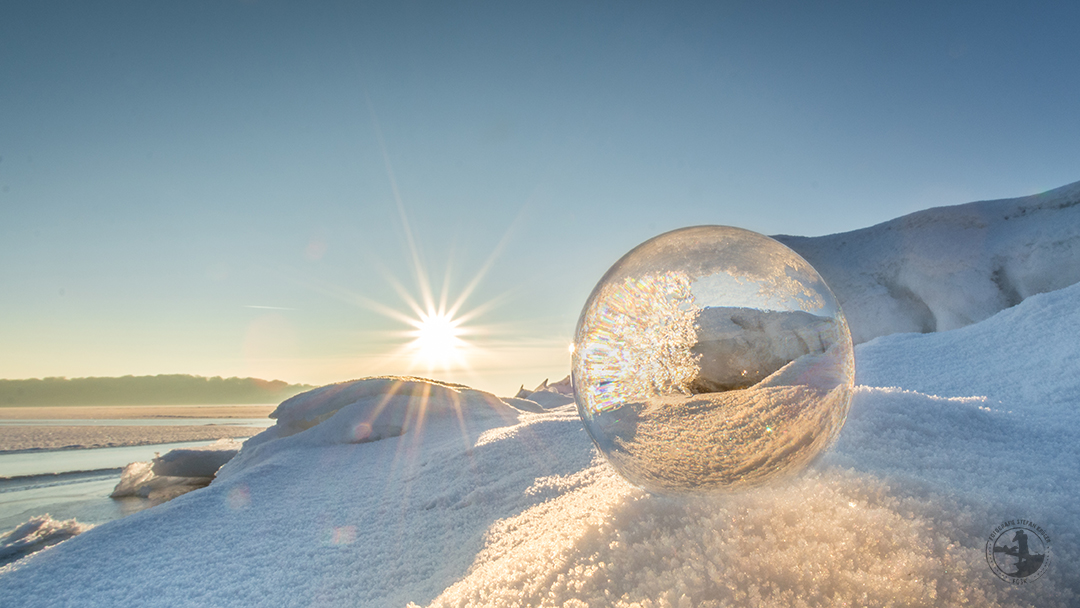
[0,375,314,406]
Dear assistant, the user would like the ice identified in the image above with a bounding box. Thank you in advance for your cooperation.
[0,516,92,569]
[572,226,855,493]
[109,439,243,502]
[515,376,575,409]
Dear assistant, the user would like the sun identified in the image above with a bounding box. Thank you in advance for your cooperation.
[407,309,467,369]
[351,104,521,380]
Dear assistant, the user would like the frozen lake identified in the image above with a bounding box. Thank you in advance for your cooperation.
[0,440,231,479]
[0,406,275,534]
[0,435,255,533]
[0,470,149,532]
[0,418,274,428]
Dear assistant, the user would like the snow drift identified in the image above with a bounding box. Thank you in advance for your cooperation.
[778,179,1080,343]
[3,183,1080,606]
[215,376,526,480]
[2,280,1078,606]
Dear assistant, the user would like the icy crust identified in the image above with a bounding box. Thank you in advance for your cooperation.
[215,376,522,481]
[779,179,1080,344]
[110,438,243,502]
[515,375,575,409]
[152,440,242,478]
[0,516,92,569]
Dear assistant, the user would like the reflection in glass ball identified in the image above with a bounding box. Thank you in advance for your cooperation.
[572,226,854,493]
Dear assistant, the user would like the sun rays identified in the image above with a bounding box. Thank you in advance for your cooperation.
[384,272,486,376]
[363,103,524,380]
[375,226,525,379]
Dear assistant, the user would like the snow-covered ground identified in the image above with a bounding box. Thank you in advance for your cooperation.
[778,179,1080,344]
[3,185,1080,606]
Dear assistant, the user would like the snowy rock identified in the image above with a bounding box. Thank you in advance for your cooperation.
[109,461,210,502]
[151,438,242,478]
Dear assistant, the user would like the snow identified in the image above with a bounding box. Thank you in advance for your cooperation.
[151,438,243,478]
[691,307,844,391]
[109,438,244,502]
[778,179,1080,344]
[3,187,1080,606]
[0,516,92,569]
[2,284,1076,605]
[515,376,575,409]
[215,377,524,480]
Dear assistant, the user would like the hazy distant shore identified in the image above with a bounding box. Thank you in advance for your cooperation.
[0,375,311,407]
[0,404,277,419]
[0,405,275,453]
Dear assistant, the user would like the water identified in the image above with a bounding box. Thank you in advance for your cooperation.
[0,439,238,532]
[0,423,264,533]
[0,470,149,531]
[0,440,232,479]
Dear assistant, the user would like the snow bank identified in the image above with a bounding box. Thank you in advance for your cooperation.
[2,281,1077,606]
[413,285,1080,607]
[215,376,523,480]
[0,516,92,569]
[778,179,1080,343]
[4,186,1080,605]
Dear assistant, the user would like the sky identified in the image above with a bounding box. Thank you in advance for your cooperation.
[2,1,1079,396]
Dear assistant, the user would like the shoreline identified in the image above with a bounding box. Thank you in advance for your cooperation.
[0,424,265,453]
[0,467,123,481]
[0,404,278,420]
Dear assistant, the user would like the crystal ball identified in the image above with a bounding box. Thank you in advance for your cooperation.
[572,226,854,493]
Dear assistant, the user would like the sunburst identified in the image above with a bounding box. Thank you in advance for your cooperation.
[380,257,506,377]
[408,310,465,367]
[355,99,519,381]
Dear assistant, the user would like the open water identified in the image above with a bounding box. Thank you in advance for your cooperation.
[0,416,273,532]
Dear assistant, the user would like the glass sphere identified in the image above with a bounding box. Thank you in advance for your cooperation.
[572,226,854,493]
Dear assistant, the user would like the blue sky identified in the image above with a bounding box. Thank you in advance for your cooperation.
[2,1,1079,395]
